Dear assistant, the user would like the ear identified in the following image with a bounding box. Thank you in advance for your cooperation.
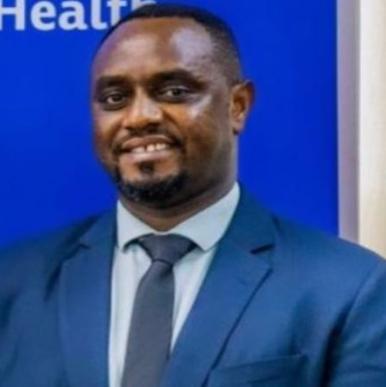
[229,80,255,135]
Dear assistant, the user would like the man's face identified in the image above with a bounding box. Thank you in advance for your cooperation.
[92,18,250,208]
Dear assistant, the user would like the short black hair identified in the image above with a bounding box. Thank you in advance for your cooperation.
[96,3,242,84]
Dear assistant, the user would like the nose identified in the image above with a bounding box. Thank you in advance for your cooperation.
[122,89,163,130]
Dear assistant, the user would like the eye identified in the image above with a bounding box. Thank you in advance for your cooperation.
[106,93,125,104]
[97,90,129,110]
[157,85,192,101]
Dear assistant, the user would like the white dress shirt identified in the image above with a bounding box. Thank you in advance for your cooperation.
[109,184,240,387]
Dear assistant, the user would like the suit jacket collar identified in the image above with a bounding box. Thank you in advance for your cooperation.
[225,188,276,254]
[79,210,116,248]
[60,188,276,387]
[59,211,115,387]
[160,189,276,387]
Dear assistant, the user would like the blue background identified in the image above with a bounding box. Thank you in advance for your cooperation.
[0,0,337,246]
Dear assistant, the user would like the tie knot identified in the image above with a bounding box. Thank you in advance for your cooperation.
[136,234,195,265]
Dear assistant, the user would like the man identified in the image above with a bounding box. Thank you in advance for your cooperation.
[1,3,386,387]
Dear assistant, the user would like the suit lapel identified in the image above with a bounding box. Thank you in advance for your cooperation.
[161,191,276,387]
[59,212,115,387]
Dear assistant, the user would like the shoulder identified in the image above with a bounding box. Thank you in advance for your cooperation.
[236,189,384,276]
[0,214,103,286]
[274,215,383,268]
[270,215,386,299]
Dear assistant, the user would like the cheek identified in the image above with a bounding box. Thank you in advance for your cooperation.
[92,110,122,155]
[184,105,232,155]
[185,120,231,168]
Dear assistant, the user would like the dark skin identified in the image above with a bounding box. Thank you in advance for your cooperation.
[92,17,254,230]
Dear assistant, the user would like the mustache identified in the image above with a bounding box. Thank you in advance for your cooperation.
[112,125,182,155]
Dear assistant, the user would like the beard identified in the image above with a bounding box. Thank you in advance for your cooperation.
[113,164,188,207]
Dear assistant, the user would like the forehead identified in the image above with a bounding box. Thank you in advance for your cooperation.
[93,18,217,78]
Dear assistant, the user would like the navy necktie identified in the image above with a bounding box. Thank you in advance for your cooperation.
[122,234,195,387]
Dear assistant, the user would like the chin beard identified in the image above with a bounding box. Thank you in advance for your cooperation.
[114,168,187,207]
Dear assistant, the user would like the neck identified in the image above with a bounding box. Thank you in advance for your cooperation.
[119,181,235,231]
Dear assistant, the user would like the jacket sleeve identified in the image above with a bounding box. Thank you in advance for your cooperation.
[326,260,386,386]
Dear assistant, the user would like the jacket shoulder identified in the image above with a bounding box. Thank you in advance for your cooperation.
[0,215,101,284]
[272,216,385,286]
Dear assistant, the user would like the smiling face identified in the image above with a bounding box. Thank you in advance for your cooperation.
[92,17,252,209]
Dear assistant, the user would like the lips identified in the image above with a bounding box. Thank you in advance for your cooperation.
[115,135,180,163]
[130,141,171,154]
[118,135,176,154]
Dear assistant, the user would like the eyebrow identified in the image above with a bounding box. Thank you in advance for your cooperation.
[94,69,206,92]
[94,75,130,94]
[148,69,206,86]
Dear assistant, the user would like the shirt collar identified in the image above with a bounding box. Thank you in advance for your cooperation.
[117,183,240,252]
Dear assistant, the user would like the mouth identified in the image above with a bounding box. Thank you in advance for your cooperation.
[116,135,179,162]
[130,142,172,155]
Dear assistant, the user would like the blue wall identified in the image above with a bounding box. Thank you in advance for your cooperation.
[0,0,337,246]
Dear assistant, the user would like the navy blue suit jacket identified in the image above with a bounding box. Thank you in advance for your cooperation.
[1,191,386,387]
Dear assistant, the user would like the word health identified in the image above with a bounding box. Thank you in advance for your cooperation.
[0,0,156,30]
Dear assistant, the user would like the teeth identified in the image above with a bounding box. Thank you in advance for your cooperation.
[131,143,170,154]
[132,146,145,153]
[156,143,167,151]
